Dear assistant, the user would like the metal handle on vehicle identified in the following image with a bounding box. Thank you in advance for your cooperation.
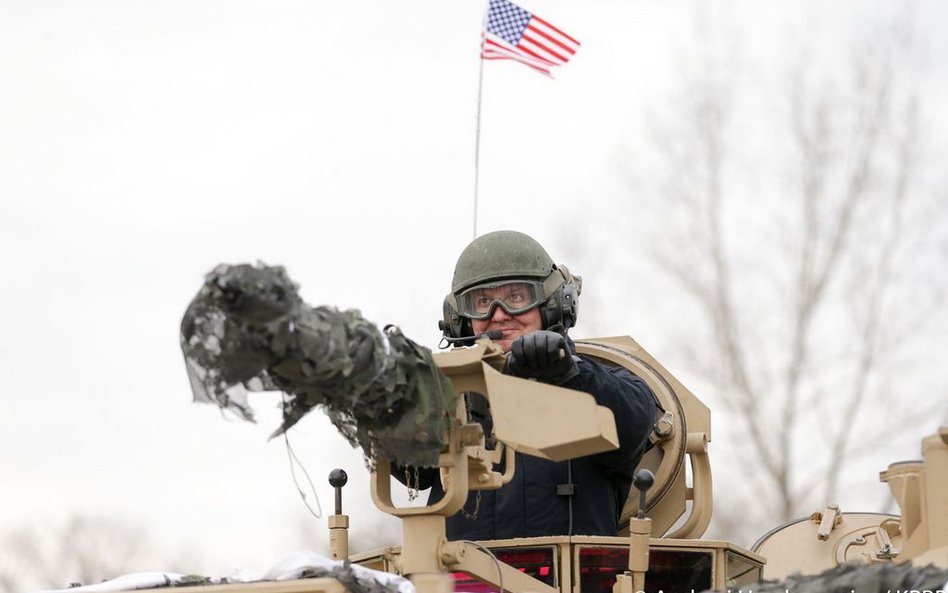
[666,432,712,539]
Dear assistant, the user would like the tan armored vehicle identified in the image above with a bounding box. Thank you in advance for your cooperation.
[137,334,948,593]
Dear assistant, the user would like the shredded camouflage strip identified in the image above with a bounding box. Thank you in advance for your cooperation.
[174,574,213,587]
[180,263,456,467]
[296,562,402,593]
[743,562,948,593]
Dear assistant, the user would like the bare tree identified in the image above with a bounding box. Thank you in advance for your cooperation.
[0,514,174,592]
[613,14,947,543]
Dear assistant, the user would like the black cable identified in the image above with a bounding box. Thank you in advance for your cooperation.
[462,540,504,593]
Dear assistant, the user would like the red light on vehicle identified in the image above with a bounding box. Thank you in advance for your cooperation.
[577,546,714,593]
[452,546,556,592]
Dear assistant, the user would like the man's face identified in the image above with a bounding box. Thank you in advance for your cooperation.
[471,301,543,352]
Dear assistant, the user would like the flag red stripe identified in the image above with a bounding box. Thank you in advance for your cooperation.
[481,42,554,74]
[526,23,576,56]
[531,14,579,46]
[522,31,569,63]
[484,36,556,67]
[514,42,558,66]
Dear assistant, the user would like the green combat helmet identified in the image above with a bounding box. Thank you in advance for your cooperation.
[439,230,582,344]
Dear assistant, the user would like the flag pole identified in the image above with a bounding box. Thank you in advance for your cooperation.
[473,48,485,240]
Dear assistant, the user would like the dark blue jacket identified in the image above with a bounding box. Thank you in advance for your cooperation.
[413,352,657,541]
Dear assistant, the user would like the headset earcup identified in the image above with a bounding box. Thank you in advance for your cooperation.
[559,283,579,328]
[441,293,473,338]
[540,282,579,331]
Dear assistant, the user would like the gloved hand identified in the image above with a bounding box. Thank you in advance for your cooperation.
[506,330,580,384]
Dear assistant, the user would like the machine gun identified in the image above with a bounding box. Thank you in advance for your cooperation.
[172,262,731,593]
[170,330,728,593]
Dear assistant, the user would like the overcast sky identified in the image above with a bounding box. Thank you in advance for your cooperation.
[2,0,947,582]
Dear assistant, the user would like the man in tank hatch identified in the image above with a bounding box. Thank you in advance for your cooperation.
[400,230,658,541]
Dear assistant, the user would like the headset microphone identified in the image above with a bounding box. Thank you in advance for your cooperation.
[440,329,503,346]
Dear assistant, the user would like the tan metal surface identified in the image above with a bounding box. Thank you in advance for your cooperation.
[888,427,948,566]
[328,514,349,560]
[440,541,559,593]
[752,426,948,577]
[399,515,448,575]
[356,535,765,561]
[881,461,924,546]
[921,429,948,549]
[626,517,652,593]
[575,336,712,539]
[484,361,620,461]
[753,512,901,580]
[355,536,763,593]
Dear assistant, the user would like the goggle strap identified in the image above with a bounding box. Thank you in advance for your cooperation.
[542,269,566,301]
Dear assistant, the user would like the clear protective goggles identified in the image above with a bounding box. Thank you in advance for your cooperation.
[456,279,545,320]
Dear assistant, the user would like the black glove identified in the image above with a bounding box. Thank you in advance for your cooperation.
[506,330,580,384]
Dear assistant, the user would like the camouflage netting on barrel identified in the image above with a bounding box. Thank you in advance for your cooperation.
[180,262,456,467]
[745,562,948,593]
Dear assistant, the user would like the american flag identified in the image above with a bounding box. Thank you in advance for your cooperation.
[481,0,580,77]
